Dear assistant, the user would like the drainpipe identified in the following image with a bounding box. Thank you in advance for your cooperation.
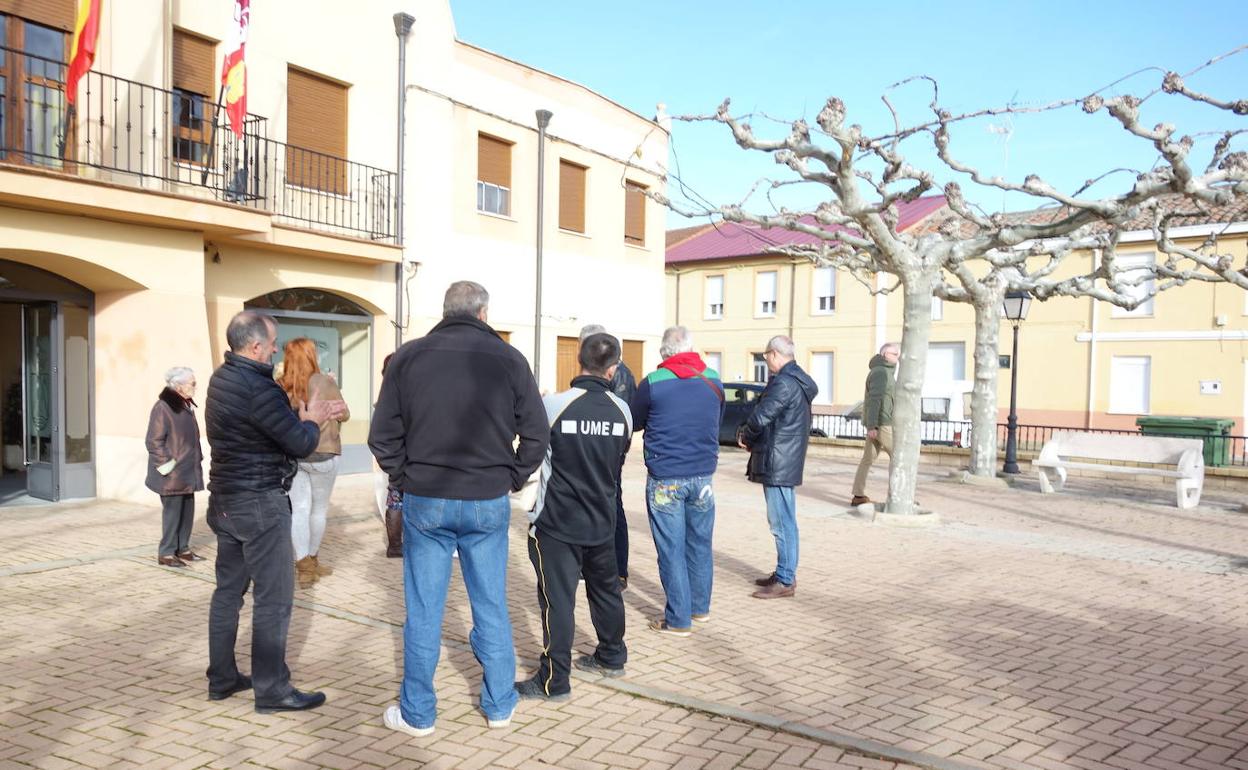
[533,109,553,384]
[787,262,796,338]
[1086,248,1101,428]
[392,12,414,351]
[674,270,681,325]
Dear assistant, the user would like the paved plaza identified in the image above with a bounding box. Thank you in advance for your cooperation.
[2,448,1248,770]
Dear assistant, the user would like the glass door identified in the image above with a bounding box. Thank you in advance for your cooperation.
[22,302,58,501]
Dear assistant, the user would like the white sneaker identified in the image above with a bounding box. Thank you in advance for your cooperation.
[383,705,434,737]
[486,708,514,729]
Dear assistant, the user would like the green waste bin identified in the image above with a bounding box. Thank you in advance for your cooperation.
[1135,416,1236,467]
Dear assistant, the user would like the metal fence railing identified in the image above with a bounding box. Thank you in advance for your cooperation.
[811,414,1248,467]
[0,45,397,243]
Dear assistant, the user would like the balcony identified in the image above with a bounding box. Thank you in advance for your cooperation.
[0,46,397,244]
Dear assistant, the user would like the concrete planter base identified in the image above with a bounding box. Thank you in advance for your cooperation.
[853,501,941,527]
[944,470,1012,489]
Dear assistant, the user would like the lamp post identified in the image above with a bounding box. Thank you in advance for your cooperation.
[392,12,414,350]
[1001,290,1032,474]
[533,109,552,384]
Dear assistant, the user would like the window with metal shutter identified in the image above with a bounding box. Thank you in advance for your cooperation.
[172,30,214,97]
[286,66,349,193]
[624,180,646,245]
[170,30,215,165]
[477,134,512,215]
[0,1,73,31]
[558,159,585,233]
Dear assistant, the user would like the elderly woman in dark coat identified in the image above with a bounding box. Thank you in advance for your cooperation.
[146,366,205,567]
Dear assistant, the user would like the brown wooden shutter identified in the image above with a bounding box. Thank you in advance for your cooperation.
[556,336,579,393]
[286,67,349,193]
[558,160,586,233]
[0,0,74,31]
[622,340,643,377]
[477,134,511,188]
[624,181,646,245]
[172,30,215,97]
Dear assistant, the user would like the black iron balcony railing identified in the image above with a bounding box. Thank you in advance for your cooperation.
[0,45,397,243]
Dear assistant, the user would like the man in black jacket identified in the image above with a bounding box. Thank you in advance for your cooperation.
[204,310,345,712]
[517,333,632,701]
[738,335,818,599]
[578,324,636,589]
[369,281,548,736]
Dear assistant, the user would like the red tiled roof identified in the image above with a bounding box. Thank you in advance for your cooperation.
[665,195,948,265]
[666,224,713,248]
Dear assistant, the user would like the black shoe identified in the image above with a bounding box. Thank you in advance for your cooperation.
[255,688,327,714]
[573,654,625,678]
[208,674,253,701]
[754,572,778,587]
[514,677,570,702]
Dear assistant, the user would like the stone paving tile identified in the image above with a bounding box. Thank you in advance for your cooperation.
[3,449,1248,769]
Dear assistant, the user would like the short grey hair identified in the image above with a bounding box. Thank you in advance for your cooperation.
[766,335,795,359]
[659,326,693,359]
[164,366,194,387]
[443,280,489,319]
[226,310,274,352]
[880,342,900,355]
[578,323,606,343]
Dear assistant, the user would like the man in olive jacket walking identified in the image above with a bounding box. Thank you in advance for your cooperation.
[851,342,898,506]
[738,336,818,599]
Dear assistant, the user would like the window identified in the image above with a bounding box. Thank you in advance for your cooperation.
[1109,356,1150,414]
[624,180,646,245]
[477,133,512,216]
[1111,253,1156,317]
[725,386,759,404]
[925,342,966,387]
[931,295,944,321]
[704,351,722,377]
[558,159,586,232]
[756,270,777,316]
[0,13,70,168]
[171,30,215,166]
[811,352,834,405]
[812,267,836,314]
[286,67,349,193]
[752,353,768,383]
[705,275,724,319]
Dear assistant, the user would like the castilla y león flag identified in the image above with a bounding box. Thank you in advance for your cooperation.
[222,0,250,136]
[66,0,102,105]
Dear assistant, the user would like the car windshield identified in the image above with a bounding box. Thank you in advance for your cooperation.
[725,387,757,404]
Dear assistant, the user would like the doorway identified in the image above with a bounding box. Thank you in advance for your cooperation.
[0,260,94,504]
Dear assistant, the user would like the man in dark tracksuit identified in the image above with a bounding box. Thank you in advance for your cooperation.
[517,333,632,701]
[578,323,637,589]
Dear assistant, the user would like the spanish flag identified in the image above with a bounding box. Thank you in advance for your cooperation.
[66,0,102,105]
[221,0,250,136]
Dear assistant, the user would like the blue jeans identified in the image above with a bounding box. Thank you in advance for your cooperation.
[645,475,715,628]
[764,486,798,585]
[400,494,517,728]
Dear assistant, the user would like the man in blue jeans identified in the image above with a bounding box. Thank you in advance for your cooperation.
[631,326,724,636]
[738,335,818,599]
[369,281,548,736]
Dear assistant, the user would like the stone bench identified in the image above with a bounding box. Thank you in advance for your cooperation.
[1035,431,1205,509]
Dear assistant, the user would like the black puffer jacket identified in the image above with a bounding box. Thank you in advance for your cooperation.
[205,351,320,495]
[611,360,637,407]
[741,360,819,487]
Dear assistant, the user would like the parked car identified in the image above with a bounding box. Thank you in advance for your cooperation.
[814,400,972,447]
[718,382,826,446]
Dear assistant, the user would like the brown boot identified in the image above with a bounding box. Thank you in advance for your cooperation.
[310,554,333,577]
[385,507,403,558]
[295,556,318,589]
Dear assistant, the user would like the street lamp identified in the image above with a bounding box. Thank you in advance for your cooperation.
[533,109,553,384]
[1001,290,1032,474]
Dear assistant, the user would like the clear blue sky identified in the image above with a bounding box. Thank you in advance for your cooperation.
[452,1,1248,226]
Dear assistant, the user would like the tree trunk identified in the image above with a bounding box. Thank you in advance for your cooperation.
[886,270,934,515]
[968,289,1005,476]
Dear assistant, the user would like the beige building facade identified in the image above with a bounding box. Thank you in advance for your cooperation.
[0,0,666,504]
[667,215,1248,440]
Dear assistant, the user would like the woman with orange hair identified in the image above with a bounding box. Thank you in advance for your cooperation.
[278,337,350,588]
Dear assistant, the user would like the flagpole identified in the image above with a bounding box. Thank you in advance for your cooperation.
[201,84,226,187]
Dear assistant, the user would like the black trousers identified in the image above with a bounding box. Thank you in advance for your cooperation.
[206,490,295,702]
[158,493,194,557]
[614,454,629,578]
[528,527,626,696]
